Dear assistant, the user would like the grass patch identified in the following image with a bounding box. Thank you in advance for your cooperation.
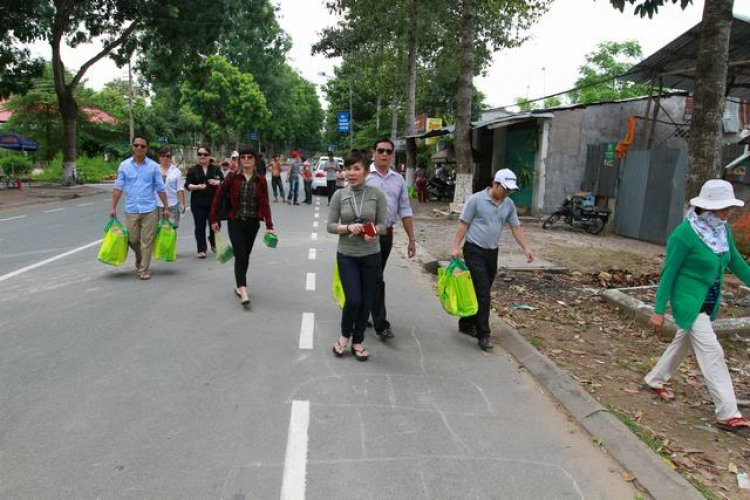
[608,406,719,500]
[528,336,544,349]
[32,153,118,183]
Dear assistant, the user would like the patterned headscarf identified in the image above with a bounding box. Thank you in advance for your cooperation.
[687,207,729,254]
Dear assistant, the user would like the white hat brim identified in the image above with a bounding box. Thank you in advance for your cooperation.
[690,196,745,210]
[501,180,519,191]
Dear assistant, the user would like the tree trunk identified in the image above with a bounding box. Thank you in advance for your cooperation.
[404,0,419,187]
[685,0,734,201]
[59,93,78,185]
[390,89,399,140]
[453,0,476,205]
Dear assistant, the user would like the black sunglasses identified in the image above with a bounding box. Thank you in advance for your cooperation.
[160,154,172,158]
[197,152,210,157]
[133,143,148,149]
[376,148,393,155]
[239,154,255,160]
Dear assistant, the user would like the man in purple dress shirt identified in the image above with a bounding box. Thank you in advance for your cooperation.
[366,138,417,340]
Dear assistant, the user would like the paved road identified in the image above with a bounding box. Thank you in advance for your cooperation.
[0,188,637,499]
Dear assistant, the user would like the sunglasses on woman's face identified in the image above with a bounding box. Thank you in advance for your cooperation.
[376,148,394,155]
[160,154,172,158]
[197,152,210,157]
[240,154,254,160]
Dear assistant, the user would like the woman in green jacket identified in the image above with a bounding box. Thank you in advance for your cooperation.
[645,180,750,432]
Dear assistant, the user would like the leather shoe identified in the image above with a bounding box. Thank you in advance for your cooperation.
[478,336,494,350]
[459,325,477,337]
[376,328,395,340]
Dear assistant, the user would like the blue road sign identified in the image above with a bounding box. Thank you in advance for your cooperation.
[157,136,168,143]
[249,131,259,141]
[337,112,350,132]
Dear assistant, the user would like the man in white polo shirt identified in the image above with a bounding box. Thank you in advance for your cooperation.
[451,169,534,351]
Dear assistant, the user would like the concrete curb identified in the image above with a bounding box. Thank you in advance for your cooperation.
[396,230,704,500]
[493,316,703,500]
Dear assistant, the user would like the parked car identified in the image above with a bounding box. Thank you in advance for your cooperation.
[312,157,343,194]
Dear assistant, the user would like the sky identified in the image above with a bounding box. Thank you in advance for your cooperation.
[28,0,750,111]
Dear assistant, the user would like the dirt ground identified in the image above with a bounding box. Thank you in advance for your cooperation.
[412,200,750,499]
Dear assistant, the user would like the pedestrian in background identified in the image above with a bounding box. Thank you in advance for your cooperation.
[325,151,340,206]
[450,169,534,350]
[185,146,223,258]
[257,153,267,178]
[210,146,274,306]
[301,156,313,205]
[286,151,301,205]
[156,146,185,228]
[328,149,388,361]
[270,154,284,202]
[229,151,240,173]
[366,138,417,340]
[415,167,427,203]
[109,135,169,280]
[644,180,750,432]
[219,160,232,180]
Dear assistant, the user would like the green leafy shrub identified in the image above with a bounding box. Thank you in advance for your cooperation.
[0,153,33,176]
[32,153,119,183]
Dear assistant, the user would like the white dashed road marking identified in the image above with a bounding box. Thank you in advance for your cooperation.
[45,208,65,213]
[312,221,319,228]
[0,215,26,222]
[314,213,319,219]
[299,312,314,350]
[311,232,318,241]
[308,249,316,260]
[305,272,316,291]
[0,239,103,283]
[77,202,94,207]
[280,400,310,500]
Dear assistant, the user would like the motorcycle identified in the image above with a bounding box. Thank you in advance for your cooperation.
[542,192,610,235]
[426,174,455,201]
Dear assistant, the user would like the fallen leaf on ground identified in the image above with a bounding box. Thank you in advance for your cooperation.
[619,471,635,482]
[729,462,739,474]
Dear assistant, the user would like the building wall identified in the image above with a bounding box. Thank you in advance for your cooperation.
[541,95,688,212]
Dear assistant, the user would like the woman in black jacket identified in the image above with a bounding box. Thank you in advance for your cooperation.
[185,146,224,258]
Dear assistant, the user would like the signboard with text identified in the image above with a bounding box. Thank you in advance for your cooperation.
[337,112,350,132]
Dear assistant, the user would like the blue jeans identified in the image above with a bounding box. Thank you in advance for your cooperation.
[337,252,382,343]
[287,176,299,203]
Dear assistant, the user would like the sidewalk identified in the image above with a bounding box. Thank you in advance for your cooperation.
[0,184,108,211]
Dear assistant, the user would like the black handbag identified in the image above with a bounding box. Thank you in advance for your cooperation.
[215,173,233,221]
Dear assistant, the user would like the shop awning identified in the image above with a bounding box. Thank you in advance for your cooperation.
[0,132,38,151]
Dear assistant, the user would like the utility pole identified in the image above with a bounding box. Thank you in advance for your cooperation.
[348,80,353,150]
[128,61,134,144]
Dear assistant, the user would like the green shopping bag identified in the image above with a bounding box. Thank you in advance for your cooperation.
[97,217,129,266]
[215,230,234,264]
[264,232,278,248]
[332,263,346,309]
[153,218,177,262]
[408,186,417,199]
[438,258,479,317]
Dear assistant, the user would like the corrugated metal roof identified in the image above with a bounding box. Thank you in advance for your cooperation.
[624,15,750,98]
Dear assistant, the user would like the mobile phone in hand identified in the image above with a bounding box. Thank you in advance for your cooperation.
[362,221,377,237]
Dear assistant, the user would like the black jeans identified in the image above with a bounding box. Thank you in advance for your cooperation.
[371,231,393,332]
[271,176,284,199]
[191,204,215,253]
[327,180,337,203]
[304,180,313,204]
[338,252,382,344]
[228,218,260,287]
[459,242,498,339]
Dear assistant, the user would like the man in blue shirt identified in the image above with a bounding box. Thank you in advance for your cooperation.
[109,136,168,280]
[451,169,534,350]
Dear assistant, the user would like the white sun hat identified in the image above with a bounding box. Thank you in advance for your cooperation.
[690,179,744,210]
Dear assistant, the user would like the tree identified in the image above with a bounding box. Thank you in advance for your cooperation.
[567,41,650,104]
[0,1,45,98]
[451,0,550,204]
[608,0,734,201]
[9,1,223,184]
[179,56,269,147]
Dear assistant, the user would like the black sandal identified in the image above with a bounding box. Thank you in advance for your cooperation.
[332,339,348,357]
[351,344,369,362]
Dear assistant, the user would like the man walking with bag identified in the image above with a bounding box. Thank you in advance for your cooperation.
[109,136,169,281]
[450,169,534,350]
[366,138,416,340]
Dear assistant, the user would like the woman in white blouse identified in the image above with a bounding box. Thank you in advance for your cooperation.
[156,146,186,228]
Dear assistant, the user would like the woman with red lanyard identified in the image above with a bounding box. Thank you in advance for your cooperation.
[210,146,275,306]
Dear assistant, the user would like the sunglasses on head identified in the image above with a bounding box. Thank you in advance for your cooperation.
[197,152,210,157]
[133,143,148,149]
[240,154,254,160]
[376,148,393,155]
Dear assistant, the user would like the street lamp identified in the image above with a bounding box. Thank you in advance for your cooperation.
[318,72,353,150]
